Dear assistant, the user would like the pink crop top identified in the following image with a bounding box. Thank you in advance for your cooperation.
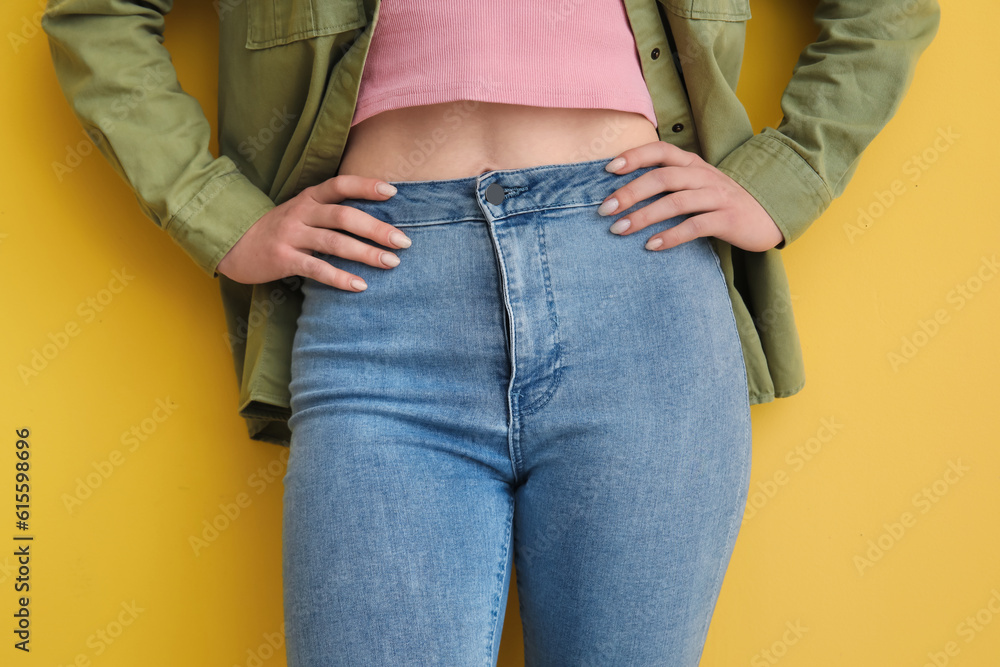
[350,0,658,128]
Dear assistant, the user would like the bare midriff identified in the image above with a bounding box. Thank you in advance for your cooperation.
[337,101,660,182]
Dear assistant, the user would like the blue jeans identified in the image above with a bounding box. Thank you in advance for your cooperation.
[283,157,752,666]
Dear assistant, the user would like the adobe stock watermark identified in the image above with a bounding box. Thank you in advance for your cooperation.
[233,622,287,667]
[188,447,291,556]
[919,587,1000,667]
[546,0,588,24]
[237,107,298,163]
[51,127,104,184]
[61,397,181,516]
[750,620,809,666]
[53,600,145,666]
[887,254,998,372]
[578,573,736,667]
[516,470,605,570]
[742,417,843,523]
[884,0,938,32]
[51,64,171,183]
[563,115,635,164]
[214,0,247,20]
[17,267,136,385]
[738,289,802,336]
[853,459,970,576]
[0,555,18,586]
[843,127,959,244]
[223,276,305,353]
[8,0,47,54]
[375,75,500,181]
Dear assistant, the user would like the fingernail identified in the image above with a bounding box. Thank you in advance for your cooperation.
[351,278,368,290]
[390,231,412,248]
[609,218,631,234]
[646,237,664,250]
[380,252,400,267]
[376,182,398,196]
[605,157,626,173]
[597,197,618,216]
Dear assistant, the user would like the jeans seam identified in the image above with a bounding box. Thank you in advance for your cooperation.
[517,220,565,417]
[490,199,602,221]
[695,240,753,666]
[691,434,750,666]
[485,495,515,666]
[484,218,523,484]
[389,216,484,228]
[710,238,752,408]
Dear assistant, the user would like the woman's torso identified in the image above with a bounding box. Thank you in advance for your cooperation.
[337,102,660,181]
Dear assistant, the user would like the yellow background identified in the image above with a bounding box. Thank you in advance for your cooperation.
[2,1,998,665]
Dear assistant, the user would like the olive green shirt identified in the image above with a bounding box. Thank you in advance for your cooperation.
[42,0,940,446]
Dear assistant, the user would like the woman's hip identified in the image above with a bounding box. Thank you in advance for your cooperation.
[288,157,747,422]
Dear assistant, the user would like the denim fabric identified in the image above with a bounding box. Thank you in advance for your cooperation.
[283,157,753,666]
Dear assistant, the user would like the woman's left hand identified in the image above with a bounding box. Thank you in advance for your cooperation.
[599,140,784,253]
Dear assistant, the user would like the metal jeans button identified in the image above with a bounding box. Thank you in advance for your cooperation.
[485,182,505,205]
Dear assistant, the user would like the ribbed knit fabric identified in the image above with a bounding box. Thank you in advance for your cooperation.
[351,0,658,128]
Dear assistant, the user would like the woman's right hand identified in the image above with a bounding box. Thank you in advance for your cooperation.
[216,174,411,291]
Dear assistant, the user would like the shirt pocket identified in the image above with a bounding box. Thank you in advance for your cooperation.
[658,0,751,21]
[245,0,368,49]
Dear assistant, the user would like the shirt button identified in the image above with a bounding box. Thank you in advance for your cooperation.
[485,183,505,205]
[651,47,660,60]
[672,123,684,133]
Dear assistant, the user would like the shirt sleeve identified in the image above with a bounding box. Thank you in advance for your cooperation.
[41,0,277,278]
[715,0,941,249]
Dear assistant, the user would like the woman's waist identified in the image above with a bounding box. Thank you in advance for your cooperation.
[336,101,659,184]
[330,155,660,230]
